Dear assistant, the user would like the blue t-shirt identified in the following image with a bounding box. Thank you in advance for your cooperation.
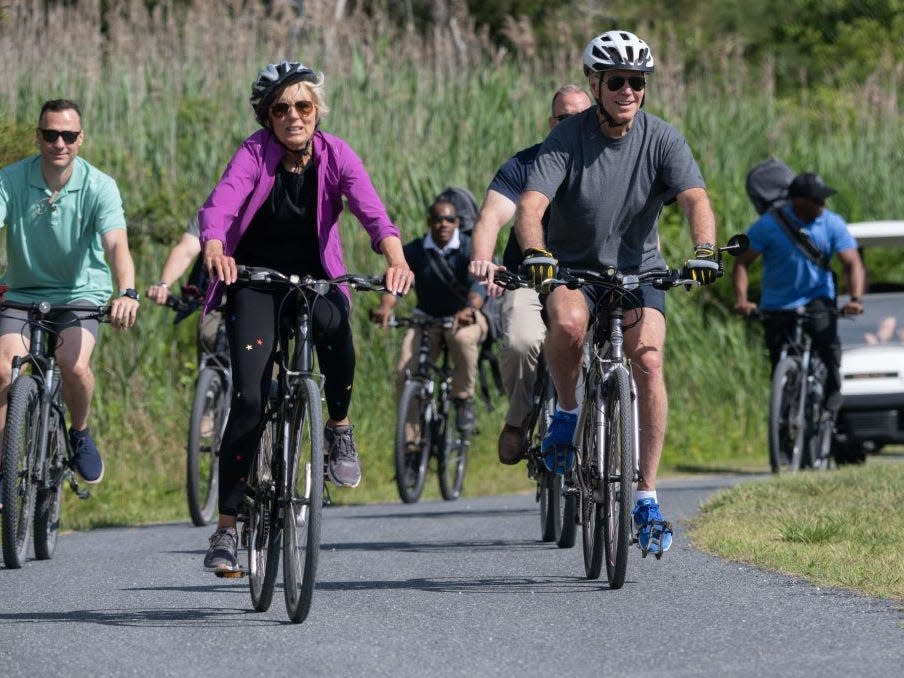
[489,143,544,271]
[747,204,857,309]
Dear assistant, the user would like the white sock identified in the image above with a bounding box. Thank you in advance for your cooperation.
[556,405,580,416]
[635,490,657,503]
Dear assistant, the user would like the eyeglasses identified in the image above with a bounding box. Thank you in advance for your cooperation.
[430,214,458,224]
[269,100,315,119]
[603,76,646,92]
[553,113,572,122]
[39,128,81,144]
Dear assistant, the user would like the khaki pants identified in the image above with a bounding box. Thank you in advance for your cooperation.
[499,287,546,428]
[396,311,488,401]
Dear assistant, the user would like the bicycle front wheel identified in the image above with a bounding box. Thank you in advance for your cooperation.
[580,382,605,580]
[283,377,324,624]
[601,366,635,589]
[2,376,41,569]
[394,380,431,504]
[187,367,227,526]
[438,419,467,501]
[248,415,280,612]
[33,409,67,560]
[769,358,804,472]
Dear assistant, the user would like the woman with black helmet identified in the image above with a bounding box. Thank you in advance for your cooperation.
[199,60,413,574]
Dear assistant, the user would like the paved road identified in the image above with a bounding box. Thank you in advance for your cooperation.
[1,474,901,677]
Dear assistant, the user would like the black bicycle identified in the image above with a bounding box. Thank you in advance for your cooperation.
[226,266,384,624]
[388,315,471,503]
[165,292,230,526]
[758,306,842,473]
[0,300,109,569]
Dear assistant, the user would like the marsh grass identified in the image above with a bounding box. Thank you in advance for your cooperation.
[0,2,901,529]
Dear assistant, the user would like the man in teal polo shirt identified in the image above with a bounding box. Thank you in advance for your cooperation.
[0,99,140,495]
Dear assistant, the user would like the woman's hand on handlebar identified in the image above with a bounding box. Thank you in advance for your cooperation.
[383,262,414,297]
[203,239,237,285]
[734,300,758,317]
[146,282,169,305]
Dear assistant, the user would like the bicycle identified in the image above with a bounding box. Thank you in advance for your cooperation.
[165,292,230,526]
[225,266,385,624]
[388,314,472,503]
[757,306,843,473]
[0,299,109,569]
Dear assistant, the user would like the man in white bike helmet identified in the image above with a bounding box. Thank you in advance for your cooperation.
[515,30,720,557]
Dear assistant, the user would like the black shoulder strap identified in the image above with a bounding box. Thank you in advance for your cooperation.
[425,248,470,305]
[770,207,831,270]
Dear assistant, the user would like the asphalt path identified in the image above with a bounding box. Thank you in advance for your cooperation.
[1,473,901,677]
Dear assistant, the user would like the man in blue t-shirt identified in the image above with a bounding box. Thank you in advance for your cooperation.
[733,172,865,414]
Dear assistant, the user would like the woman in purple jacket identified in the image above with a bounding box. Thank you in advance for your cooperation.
[199,60,413,574]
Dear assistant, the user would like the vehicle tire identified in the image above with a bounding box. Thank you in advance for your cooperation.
[2,376,41,569]
[438,422,467,501]
[187,367,227,526]
[581,381,605,580]
[248,415,280,612]
[33,411,67,560]
[832,438,866,465]
[394,379,431,504]
[769,357,805,472]
[602,366,635,589]
[283,377,323,624]
[539,470,562,543]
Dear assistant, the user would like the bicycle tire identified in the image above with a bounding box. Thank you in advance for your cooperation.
[558,489,578,550]
[394,379,431,504]
[539,470,562,542]
[769,357,805,472]
[438,419,466,501]
[187,367,226,526]
[283,377,323,624]
[581,381,605,580]
[602,366,635,589]
[248,415,280,612]
[2,376,41,569]
[33,410,67,560]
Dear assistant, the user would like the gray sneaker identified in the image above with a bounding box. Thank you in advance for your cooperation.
[325,425,361,488]
[203,526,238,572]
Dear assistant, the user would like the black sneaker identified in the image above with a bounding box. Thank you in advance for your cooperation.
[454,397,476,433]
[325,425,361,488]
[69,427,104,484]
[203,526,239,572]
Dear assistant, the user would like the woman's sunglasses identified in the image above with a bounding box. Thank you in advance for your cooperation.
[39,128,81,144]
[270,100,315,119]
[603,76,646,92]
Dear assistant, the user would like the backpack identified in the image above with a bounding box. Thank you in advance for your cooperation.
[435,186,479,234]
[745,158,795,215]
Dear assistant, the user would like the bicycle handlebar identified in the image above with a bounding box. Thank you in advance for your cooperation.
[383,315,455,330]
[493,266,695,292]
[0,299,111,320]
[235,265,387,293]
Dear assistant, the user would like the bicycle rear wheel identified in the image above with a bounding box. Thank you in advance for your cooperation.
[283,377,323,624]
[394,379,431,504]
[769,358,804,472]
[187,367,226,526]
[438,421,467,501]
[248,415,280,612]
[33,408,67,560]
[602,366,635,589]
[581,383,605,579]
[2,376,41,569]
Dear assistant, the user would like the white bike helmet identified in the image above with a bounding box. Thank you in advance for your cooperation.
[250,60,318,127]
[583,30,655,76]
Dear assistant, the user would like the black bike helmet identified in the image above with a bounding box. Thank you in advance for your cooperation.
[250,60,319,127]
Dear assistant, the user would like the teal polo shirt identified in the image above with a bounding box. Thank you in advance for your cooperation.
[0,155,126,305]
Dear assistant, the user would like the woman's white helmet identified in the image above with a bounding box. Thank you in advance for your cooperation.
[583,30,655,76]
[250,60,318,127]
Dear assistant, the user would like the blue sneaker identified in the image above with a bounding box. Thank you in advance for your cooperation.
[632,498,673,558]
[541,411,577,473]
[69,427,104,484]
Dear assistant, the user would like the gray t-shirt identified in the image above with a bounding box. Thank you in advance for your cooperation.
[526,108,705,273]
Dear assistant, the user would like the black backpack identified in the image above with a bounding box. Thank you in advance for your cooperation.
[435,186,479,234]
[745,158,795,215]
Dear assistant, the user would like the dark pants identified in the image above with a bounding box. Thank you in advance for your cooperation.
[217,285,355,516]
[762,297,841,411]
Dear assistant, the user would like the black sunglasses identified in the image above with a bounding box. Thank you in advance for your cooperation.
[270,100,315,119]
[430,214,459,224]
[39,128,81,144]
[604,76,646,92]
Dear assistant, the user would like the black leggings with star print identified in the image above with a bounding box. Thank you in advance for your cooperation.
[217,284,355,516]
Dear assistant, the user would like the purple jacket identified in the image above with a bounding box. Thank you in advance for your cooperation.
[199,128,400,311]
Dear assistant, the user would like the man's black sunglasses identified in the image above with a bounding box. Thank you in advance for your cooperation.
[604,76,646,92]
[430,214,459,224]
[39,128,81,144]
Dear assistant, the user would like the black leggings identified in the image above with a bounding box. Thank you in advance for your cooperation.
[217,284,355,516]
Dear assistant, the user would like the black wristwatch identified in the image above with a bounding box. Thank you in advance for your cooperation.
[119,288,140,301]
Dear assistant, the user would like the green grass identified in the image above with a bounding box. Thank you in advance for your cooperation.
[689,461,904,601]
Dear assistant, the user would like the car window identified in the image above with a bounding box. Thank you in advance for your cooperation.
[838,292,904,347]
